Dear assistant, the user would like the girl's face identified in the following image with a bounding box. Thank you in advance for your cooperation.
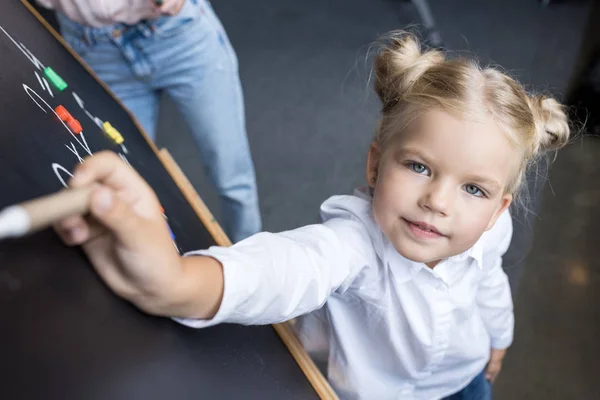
[367,109,517,267]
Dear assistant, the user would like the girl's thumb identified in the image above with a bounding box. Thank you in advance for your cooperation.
[89,186,142,246]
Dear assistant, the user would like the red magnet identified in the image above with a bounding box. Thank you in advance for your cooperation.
[67,117,83,134]
[55,105,72,122]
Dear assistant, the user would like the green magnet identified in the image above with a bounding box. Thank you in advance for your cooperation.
[43,67,68,91]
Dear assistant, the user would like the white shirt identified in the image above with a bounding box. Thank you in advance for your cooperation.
[177,189,514,400]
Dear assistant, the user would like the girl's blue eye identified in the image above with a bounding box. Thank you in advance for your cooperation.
[410,162,429,175]
[465,184,484,197]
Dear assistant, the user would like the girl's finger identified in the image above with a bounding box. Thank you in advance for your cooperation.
[159,0,185,15]
[54,215,89,245]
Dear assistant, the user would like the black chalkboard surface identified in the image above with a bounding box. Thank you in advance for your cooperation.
[0,2,320,399]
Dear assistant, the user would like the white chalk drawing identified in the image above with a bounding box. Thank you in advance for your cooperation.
[1,23,142,199]
[18,43,46,71]
[86,111,104,128]
[0,25,41,68]
[73,92,104,128]
[42,77,53,98]
[65,143,85,164]
[72,91,85,108]
[33,71,53,97]
[51,163,73,188]
[118,152,133,169]
[34,70,44,89]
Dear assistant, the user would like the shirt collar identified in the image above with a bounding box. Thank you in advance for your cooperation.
[447,240,484,270]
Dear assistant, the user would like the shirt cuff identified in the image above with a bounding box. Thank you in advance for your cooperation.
[490,335,513,350]
[172,247,243,329]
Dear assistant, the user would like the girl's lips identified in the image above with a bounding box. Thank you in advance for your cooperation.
[403,218,445,239]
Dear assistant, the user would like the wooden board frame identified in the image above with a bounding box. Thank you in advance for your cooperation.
[20,1,338,398]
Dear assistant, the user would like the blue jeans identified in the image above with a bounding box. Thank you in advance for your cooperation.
[56,0,261,243]
[443,370,492,400]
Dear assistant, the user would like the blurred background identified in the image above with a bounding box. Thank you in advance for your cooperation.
[34,0,600,398]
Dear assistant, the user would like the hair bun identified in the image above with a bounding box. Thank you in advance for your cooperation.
[529,96,570,154]
[374,32,444,110]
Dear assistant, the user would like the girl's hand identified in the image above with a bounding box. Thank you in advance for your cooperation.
[54,151,184,315]
[152,0,186,16]
[485,348,507,383]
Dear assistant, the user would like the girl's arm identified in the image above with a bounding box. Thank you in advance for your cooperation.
[54,151,225,319]
[476,212,514,350]
[55,151,366,324]
[176,221,367,328]
[476,213,514,382]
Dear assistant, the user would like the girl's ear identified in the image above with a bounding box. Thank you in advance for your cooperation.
[485,193,512,231]
[366,142,381,189]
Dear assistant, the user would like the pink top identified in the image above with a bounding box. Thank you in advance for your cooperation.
[36,0,185,27]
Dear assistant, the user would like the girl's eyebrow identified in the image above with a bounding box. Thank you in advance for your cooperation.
[395,147,433,164]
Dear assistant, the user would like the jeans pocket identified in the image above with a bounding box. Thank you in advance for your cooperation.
[151,1,199,38]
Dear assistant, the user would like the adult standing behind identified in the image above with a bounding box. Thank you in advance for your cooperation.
[36,0,261,243]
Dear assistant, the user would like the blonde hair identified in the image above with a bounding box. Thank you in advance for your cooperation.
[373,32,570,194]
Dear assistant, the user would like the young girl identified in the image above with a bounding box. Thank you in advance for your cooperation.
[54,33,570,399]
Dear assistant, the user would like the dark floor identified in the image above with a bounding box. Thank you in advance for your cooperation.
[155,0,598,398]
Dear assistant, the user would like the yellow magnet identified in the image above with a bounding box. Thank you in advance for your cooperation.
[103,121,124,144]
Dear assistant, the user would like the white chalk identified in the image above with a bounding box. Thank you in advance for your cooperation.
[0,205,31,239]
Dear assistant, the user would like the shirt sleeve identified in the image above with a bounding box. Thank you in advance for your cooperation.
[174,220,369,328]
[476,212,514,350]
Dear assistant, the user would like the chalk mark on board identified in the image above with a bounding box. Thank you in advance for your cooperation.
[0,25,38,67]
[52,163,73,188]
[42,77,54,98]
[74,91,105,128]
[73,92,107,129]
[85,110,104,128]
[23,83,47,113]
[93,117,104,128]
[0,24,48,71]
[119,152,132,168]
[34,70,44,89]
[65,143,85,164]
[19,43,46,71]
[72,91,85,109]
[33,71,53,97]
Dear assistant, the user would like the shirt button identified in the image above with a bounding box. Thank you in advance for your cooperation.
[436,284,445,292]
[112,29,122,38]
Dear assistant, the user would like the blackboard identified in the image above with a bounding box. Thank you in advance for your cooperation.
[0,2,324,398]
